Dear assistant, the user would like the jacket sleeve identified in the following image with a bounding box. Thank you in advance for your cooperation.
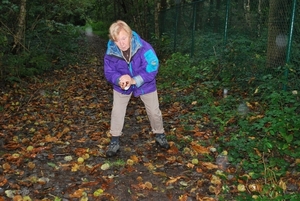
[104,55,122,86]
[133,48,159,88]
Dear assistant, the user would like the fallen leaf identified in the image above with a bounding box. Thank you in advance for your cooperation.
[27,162,35,169]
[69,188,85,198]
[0,176,8,186]
[126,159,134,166]
[64,155,73,161]
[237,184,246,192]
[45,135,58,142]
[210,175,221,185]
[190,142,209,154]
[144,181,152,189]
[194,131,206,137]
[13,195,23,201]
[57,127,70,139]
[130,155,139,163]
[179,181,188,187]
[202,162,218,169]
[166,176,182,185]
[71,163,79,172]
[153,172,167,177]
[101,163,110,170]
[2,163,11,171]
[77,157,84,164]
[93,188,104,196]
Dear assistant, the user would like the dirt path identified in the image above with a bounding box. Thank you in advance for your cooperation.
[0,34,223,201]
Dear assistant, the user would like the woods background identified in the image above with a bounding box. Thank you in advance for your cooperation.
[0,0,299,90]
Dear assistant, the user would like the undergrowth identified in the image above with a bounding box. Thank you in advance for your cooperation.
[158,52,300,200]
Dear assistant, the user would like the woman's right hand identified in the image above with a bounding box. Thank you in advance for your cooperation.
[119,74,132,90]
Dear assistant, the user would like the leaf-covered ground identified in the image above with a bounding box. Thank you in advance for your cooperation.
[1,35,299,201]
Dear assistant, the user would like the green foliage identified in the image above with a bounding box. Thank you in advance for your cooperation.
[0,0,89,83]
[84,20,110,39]
[1,21,82,81]
[150,33,172,59]
[159,50,300,200]
[159,52,214,89]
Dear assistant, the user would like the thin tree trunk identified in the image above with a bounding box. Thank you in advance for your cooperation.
[155,0,160,38]
[12,0,27,53]
[266,0,289,68]
[158,0,167,37]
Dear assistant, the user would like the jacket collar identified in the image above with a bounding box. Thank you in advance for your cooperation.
[106,31,142,58]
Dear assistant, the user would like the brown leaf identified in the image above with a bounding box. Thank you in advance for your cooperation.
[190,142,209,154]
[0,176,8,187]
[2,163,11,171]
[166,156,177,163]
[193,131,206,137]
[74,148,88,156]
[3,142,20,150]
[13,195,23,201]
[69,188,85,198]
[202,162,218,170]
[153,171,167,177]
[130,155,139,163]
[56,127,70,139]
[178,194,189,201]
[166,176,182,185]
[45,135,58,142]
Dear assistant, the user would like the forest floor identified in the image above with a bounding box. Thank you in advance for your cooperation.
[0,34,265,201]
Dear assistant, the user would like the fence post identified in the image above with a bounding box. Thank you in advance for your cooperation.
[191,2,197,57]
[224,0,230,45]
[174,0,181,52]
[284,0,297,90]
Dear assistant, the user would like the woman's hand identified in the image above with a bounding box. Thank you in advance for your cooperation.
[119,74,132,90]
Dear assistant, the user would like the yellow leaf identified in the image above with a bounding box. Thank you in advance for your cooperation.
[71,164,79,172]
[77,157,85,164]
[144,181,152,189]
[249,114,264,122]
[279,179,287,191]
[211,175,221,185]
[126,159,134,166]
[101,163,110,170]
[237,184,246,192]
[93,188,104,196]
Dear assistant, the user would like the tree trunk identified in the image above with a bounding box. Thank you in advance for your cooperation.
[158,0,167,37]
[266,0,290,68]
[213,0,221,32]
[12,0,27,53]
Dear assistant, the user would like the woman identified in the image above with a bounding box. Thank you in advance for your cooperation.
[104,20,170,157]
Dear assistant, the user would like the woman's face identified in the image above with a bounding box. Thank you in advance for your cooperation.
[115,29,130,51]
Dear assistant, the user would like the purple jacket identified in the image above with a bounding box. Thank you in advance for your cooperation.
[104,31,159,97]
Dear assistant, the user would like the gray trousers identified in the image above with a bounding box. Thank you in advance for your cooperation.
[110,90,165,136]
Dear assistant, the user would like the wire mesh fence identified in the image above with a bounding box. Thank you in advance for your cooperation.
[159,0,299,90]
